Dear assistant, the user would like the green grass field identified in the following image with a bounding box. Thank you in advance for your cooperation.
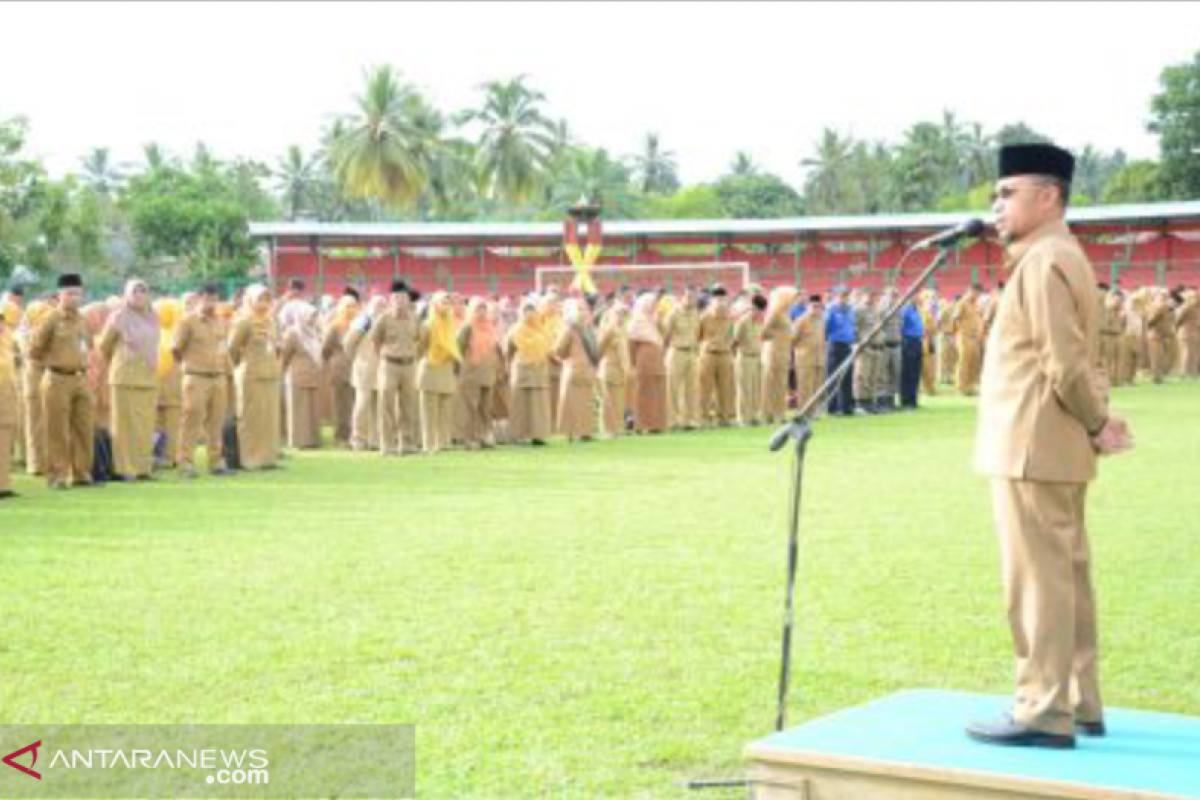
[2,382,1198,799]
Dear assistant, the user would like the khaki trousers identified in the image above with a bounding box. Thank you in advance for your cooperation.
[854,347,881,403]
[353,388,378,451]
[459,381,494,446]
[760,359,789,424]
[1100,334,1120,382]
[421,391,454,453]
[377,362,419,454]
[666,348,699,428]
[938,335,958,384]
[42,371,94,485]
[156,404,182,467]
[956,335,982,395]
[179,375,226,470]
[736,354,763,425]
[331,377,354,444]
[600,381,625,437]
[698,352,735,425]
[795,365,823,412]
[921,343,937,395]
[23,363,46,475]
[12,377,25,466]
[1178,335,1199,377]
[992,479,1102,736]
[0,423,12,492]
[1147,335,1168,383]
[112,385,158,478]
[1117,334,1140,385]
[287,384,321,449]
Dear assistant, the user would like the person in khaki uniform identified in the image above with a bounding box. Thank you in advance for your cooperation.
[346,293,387,452]
[0,308,19,499]
[553,297,599,442]
[417,292,462,454]
[2,289,25,469]
[99,279,160,481]
[662,287,700,430]
[30,273,96,489]
[627,292,668,433]
[172,285,231,477]
[791,295,825,413]
[1098,286,1123,383]
[1118,291,1145,386]
[229,285,283,471]
[505,299,553,445]
[954,285,985,395]
[919,292,939,396]
[936,295,958,386]
[154,298,185,469]
[540,293,566,432]
[1144,289,1175,384]
[852,287,882,414]
[732,294,765,426]
[368,282,421,455]
[456,297,501,449]
[596,301,630,439]
[322,290,359,447]
[697,286,736,427]
[1173,287,1199,377]
[760,287,798,425]
[969,143,1133,750]
[18,300,54,476]
[279,300,324,449]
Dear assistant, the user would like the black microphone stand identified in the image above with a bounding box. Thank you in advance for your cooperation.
[766,243,955,732]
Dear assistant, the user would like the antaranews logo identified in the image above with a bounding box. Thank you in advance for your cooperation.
[3,740,42,780]
[3,738,270,787]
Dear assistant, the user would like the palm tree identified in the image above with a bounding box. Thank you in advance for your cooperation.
[459,75,555,205]
[328,65,432,209]
[729,151,759,177]
[274,145,318,220]
[140,142,173,175]
[961,122,995,190]
[801,128,856,213]
[547,147,639,218]
[80,148,124,196]
[632,133,679,194]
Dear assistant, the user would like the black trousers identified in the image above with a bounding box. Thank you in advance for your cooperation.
[826,341,854,415]
[900,335,923,408]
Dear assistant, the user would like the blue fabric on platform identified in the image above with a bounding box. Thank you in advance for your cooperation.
[753,689,1200,798]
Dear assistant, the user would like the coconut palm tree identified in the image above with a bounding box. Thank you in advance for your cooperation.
[80,148,124,196]
[631,133,680,194]
[729,151,759,177]
[459,75,555,205]
[274,145,318,220]
[328,65,431,209]
[801,128,856,213]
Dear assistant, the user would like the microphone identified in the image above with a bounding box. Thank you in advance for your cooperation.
[912,218,986,250]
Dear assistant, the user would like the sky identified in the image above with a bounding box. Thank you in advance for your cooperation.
[2,1,1197,188]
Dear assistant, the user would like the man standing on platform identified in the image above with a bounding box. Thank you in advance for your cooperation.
[968,143,1134,750]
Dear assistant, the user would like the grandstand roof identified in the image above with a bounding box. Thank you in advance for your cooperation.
[250,200,1200,245]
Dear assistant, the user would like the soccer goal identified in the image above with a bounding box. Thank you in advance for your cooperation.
[534,262,751,295]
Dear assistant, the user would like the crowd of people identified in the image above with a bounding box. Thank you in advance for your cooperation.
[0,271,1196,501]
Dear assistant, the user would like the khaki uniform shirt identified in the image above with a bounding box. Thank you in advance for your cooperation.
[975,219,1107,483]
[664,307,699,351]
[698,307,734,354]
[30,308,89,372]
[172,313,228,376]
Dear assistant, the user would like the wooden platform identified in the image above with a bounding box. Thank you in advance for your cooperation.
[744,689,1200,800]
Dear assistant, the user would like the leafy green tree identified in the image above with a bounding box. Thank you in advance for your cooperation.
[994,122,1053,147]
[1148,48,1200,199]
[729,151,758,177]
[545,147,639,218]
[1102,160,1162,204]
[274,145,318,220]
[714,172,802,219]
[800,128,857,214]
[639,184,725,220]
[80,147,125,198]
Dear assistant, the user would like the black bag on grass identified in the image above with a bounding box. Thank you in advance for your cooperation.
[92,428,116,483]
[223,418,242,470]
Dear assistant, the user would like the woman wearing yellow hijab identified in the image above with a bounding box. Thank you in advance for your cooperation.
[228,284,283,470]
[504,298,553,445]
[416,291,462,454]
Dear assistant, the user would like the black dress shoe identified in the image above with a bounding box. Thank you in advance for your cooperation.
[1077,719,1106,737]
[966,716,1075,749]
[0,490,18,500]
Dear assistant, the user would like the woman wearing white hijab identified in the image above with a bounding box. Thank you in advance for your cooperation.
[99,279,161,481]
[279,300,323,449]
[626,292,668,433]
[228,284,283,470]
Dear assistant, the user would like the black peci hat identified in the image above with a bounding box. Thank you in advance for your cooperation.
[998,143,1075,184]
[57,273,83,289]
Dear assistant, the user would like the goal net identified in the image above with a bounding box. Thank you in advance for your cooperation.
[534,262,751,295]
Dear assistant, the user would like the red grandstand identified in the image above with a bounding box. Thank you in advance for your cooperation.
[250,201,1200,298]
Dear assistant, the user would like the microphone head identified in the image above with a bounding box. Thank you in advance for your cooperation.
[962,218,986,238]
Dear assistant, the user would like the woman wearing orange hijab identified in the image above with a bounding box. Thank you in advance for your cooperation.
[228,285,283,470]
[455,297,501,449]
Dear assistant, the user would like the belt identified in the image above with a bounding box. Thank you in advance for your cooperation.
[671,346,695,353]
[703,350,731,356]
[48,367,85,376]
[386,356,415,366]
[185,371,223,378]
[885,340,901,347]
